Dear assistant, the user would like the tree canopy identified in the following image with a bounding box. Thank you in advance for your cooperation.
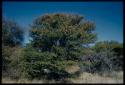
[21,13,97,79]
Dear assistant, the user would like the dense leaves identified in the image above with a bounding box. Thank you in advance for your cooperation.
[21,13,97,79]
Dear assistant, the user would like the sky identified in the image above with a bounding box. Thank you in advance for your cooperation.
[2,2,123,44]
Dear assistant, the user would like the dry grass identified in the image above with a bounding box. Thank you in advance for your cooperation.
[2,78,58,84]
[65,65,80,74]
[70,71,123,84]
[2,71,123,84]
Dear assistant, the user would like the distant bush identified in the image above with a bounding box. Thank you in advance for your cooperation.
[2,46,23,79]
[2,19,24,46]
[93,41,123,71]
[81,41,123,74]
[2,19,24,79]
[81,51,114,73]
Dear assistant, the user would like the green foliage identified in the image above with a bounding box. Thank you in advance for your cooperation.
[21,45,79,79]
[30,13,96,57]
[2,19,24,46]
[21,13,96,79]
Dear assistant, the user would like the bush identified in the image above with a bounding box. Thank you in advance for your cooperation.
[81,49,123,74]
[93,41,123,71]
[2,46,23,79]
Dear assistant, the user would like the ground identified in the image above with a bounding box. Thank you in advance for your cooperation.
[2,71,123,84]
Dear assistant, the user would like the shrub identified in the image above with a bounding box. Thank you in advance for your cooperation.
[2,46,23,79]
[81,49,123,74]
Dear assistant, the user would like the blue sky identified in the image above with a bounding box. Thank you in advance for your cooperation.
[2,2,123,44]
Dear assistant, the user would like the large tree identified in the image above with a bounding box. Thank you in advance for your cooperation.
[21,13,97,79]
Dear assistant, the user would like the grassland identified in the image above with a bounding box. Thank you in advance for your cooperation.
[2,71,123,84]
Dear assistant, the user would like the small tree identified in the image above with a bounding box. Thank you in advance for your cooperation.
[2,19,24,46]
[2,19,24,78]
[21,13,97,80]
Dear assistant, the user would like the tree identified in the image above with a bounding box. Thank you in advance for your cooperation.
[2,18,24,78]
[2,19,24,47]
[21,13,97,80]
